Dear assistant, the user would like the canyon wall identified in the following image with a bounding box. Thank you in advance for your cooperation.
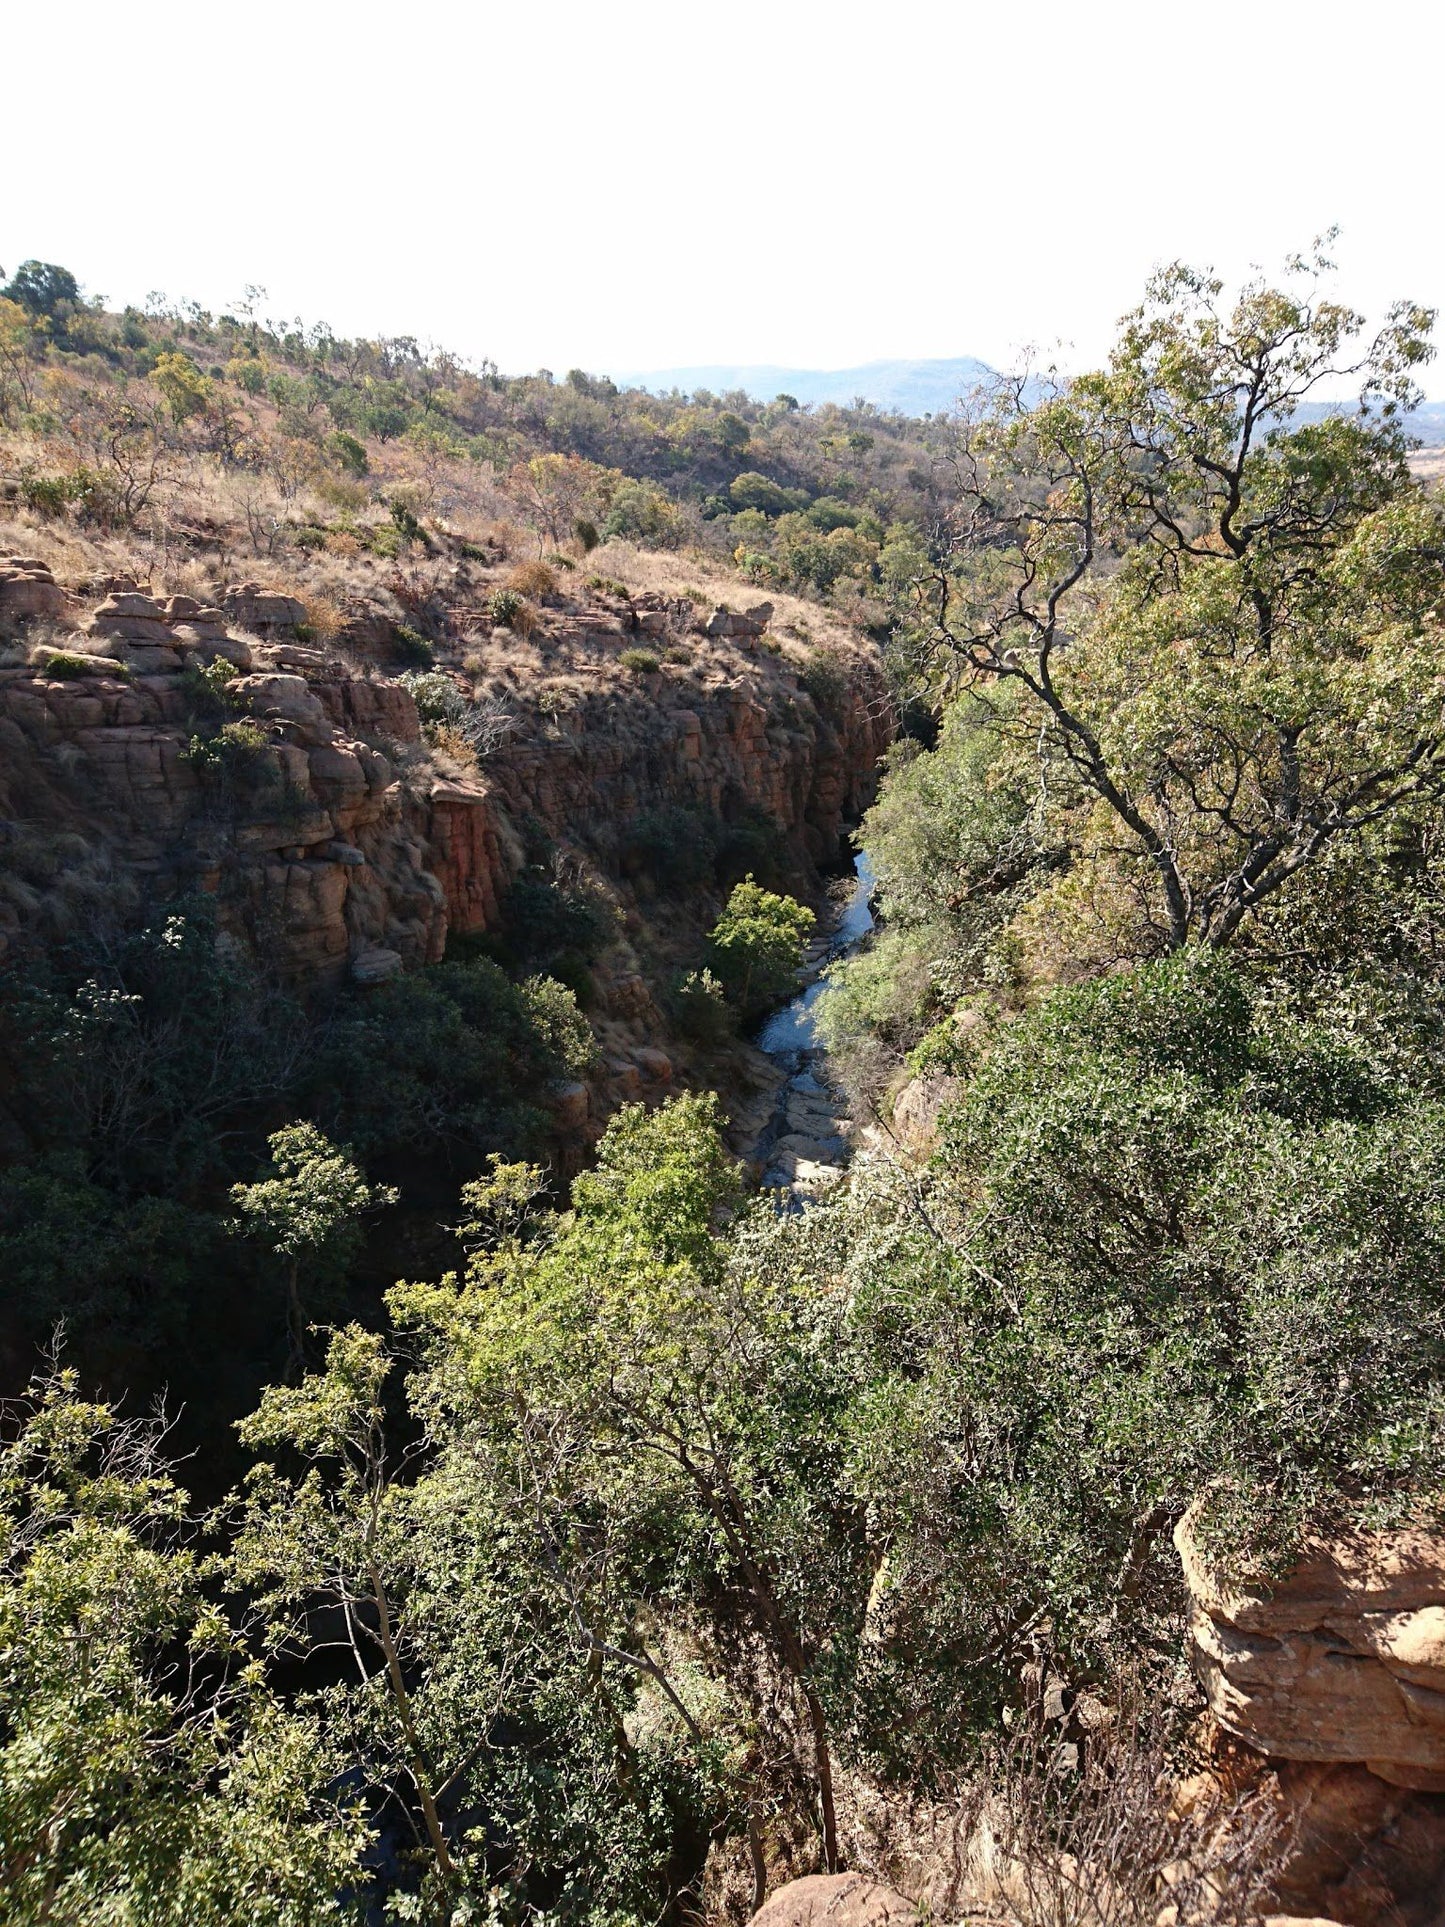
[0,555,892,992]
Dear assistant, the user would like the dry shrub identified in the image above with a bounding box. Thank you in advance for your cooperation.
[300,593,345,643]
[327,529,361,558]
[507,559,558,599]
[959,1700,1283,1927]
[425,720,480,777]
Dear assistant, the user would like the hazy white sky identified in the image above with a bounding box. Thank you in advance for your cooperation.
[8,0,1442,382]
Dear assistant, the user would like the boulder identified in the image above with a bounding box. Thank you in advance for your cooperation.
[222,582,308,638]
[1177,1507,1445,1790]
[0,558,69,636]
[751,1874,917,1927]
[351,945,404,985]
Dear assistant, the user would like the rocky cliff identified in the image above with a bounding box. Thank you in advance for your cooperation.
[0,553,892,998]
[1178,1507,1445,1925]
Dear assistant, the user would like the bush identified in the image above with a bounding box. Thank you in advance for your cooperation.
[672,967,734,1044]
[390,625,434,667]
[184,720,272,784]
[706,876,815,1021]
[488,587,527,629]
[800,646,849,715]
[398,669,468,728]
[621,806,719,890]
[619,647,660,674]
[507,560,558,599]
[573,517,600,552]
[18,467,77,518]
[33,649,109,680]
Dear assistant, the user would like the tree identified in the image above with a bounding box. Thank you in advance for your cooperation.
[706,877,815,1021]
[152,350,214,425]
[0,1364,365,1924]
[401,1095,872,1882]
[229,1125,395,1369]
[3,260,80,318]
[924,244,1443,952]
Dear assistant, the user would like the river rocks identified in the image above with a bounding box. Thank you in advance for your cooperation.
[751,1874,918,1927]
[1177,1507,1445,1791]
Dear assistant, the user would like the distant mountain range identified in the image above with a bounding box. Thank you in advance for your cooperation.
[609,357,996,416]
[611,358,1445,445]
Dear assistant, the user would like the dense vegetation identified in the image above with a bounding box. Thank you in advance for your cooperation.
[4,247,1445,1923]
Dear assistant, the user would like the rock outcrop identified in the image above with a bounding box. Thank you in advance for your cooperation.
[0,561,890,997]
[0,555,70,637]
[1179,1508,1445,1927]
[1178,1507,1445,1791]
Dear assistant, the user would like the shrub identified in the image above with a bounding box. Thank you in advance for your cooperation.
[619,647,660,674]
[328,430,369,476]
[185,719,272,784]
[706,876,815,1021]
[801,646,849,714]
[584,575,629,599]
[543,551,575,571]
[398,669,468,728]
[33,649,108,680]
[390,625,434,667]
[18,467,76,518]
[672,967,734,1044]
[488,587,525,628]
[507,559,558,599]
[622,805,719,889]
[573,517,600,553]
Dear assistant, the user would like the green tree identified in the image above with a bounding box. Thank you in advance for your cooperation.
[706,877,815,1022]
[400,1095,871,1881]
[152,350,214,425]
[3,260,80,318]
[927,244,1441,953]
[0,1366,365,1924]
[230,1125,395,1369]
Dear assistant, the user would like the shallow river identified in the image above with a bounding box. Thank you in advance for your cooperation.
[749,851,875,1201]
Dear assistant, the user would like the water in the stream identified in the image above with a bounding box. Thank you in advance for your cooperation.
[751,851,875,1202]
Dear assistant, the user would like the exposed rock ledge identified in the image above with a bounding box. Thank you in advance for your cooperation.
[1177,1506,1445,1792]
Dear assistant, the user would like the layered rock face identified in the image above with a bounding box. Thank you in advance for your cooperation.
[1178,1508,1445,1792]
[1179,1508,1445,1925]
[0,570,890,993]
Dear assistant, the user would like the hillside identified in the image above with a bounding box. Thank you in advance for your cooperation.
[9,252,1445,1927]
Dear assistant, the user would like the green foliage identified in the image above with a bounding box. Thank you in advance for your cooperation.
[32,647,109,680]
[328,430,368,474]
[389,623,433,666]
[312,955,591,1162]
[671,966,734,1044]
[487,587,525,628]
[397,668,466,727]
[4,259,80,317]
[621,803,718,889]
[728,471,807,516]
[185,718,272,785]
[932,250,1440,955]
[618,645,660,673]
[0,1367,366,1923]
[17,466,77,518]
[152,350,213,424]
[706,875,815,1021]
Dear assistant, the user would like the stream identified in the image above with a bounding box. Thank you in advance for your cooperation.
[747,851,875,1204]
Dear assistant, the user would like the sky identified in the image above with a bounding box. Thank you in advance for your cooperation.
[7,0,1443,385]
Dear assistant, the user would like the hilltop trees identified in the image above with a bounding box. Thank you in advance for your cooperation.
[923,246,1442,956]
